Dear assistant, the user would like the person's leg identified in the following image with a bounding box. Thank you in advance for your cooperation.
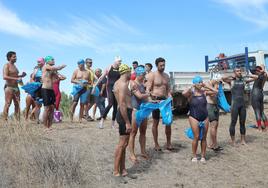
[152,110,160,150]
[99,86,113,127]
[201,119,209,159]
[252,100,262,131]
[128,110,138,162]
[165,125,172,150]
[111,93,118,127]
[120,136,130,176]
[3,87,13,122]
[189,117,200,159]
[230,104,239,146]
[13,90,21,121]
[25,95,32,120]
[48,105,54,129]
[92,103,97,120]
[79,103,84,123]
[209,120,218,148]
[239,106,247,145]
[139,119,148,159]
[114,136,127,176]
[43,106,49,128]
[55,92,61,111]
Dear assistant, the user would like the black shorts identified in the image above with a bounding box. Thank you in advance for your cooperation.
[116,108,132,136]
[41,88,55,106]
[151,96,167,120]
[207,103,219,122]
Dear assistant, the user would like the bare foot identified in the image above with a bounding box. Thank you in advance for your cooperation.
[154,145,161,151]
[121,169,128,177]
[229,140,237,147]
[140,153,149,160]
[241,140,247,146]
[113,172,120,177]
[129,156,139,164]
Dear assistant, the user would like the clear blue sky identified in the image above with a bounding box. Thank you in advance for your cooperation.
[1,0,268,111]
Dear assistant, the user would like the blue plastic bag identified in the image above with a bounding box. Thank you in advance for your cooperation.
[159,98,173,126]
[92,87,100,97]
[217,82,230,112]
[71,80,88,96]
[21,82,42,97]
[184,122,204,140]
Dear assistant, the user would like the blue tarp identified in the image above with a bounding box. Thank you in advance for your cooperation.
[217,82,231,112]
[21,82,42,97]
[184,121,205,140]
[135,97,173,127]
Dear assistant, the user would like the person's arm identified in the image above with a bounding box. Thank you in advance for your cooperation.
[221,74,233,84]
[57,73,66,80]
[45,64,66,71]
[94,67,110,87]
[131,82,149,100]
[182,87,192,98]
[71,70,80,84]
[3,64,20,81]
[100,82,106,96]
[118,84,132,133]
[145,72,154,97]
[167,75,172,98]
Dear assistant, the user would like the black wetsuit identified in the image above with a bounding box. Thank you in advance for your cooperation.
[230,77,246,136]
[189,90,208,122]
[101,66,120,121]
[251,73,267,126]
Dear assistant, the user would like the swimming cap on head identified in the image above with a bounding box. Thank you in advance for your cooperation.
[119,64,131,75]
[77,59,85,65]
[44,56,54,64]
[135,66,146,76]
[192,75,203,84]
[37,57,45,65]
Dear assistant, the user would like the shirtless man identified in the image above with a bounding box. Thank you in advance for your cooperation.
[70,59,91,123]
[3,51,26,122]
[146,57,173,151]
[113,64,132,177]
[41,56,66,131]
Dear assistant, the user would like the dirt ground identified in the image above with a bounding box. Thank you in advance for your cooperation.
[0,105,268,188]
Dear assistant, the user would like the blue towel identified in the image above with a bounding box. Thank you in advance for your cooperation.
[71,80,88,96]
[185,121,205,140]
[217,82,230,112]
[135,98,173,127]
[21,82,42,97]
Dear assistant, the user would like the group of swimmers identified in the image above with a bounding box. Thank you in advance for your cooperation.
[2,51,268,178]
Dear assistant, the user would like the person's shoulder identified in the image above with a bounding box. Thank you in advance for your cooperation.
[163,72,169,78]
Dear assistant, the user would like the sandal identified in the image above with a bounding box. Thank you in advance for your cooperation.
[191,157,198,162]
[200,157,206,163]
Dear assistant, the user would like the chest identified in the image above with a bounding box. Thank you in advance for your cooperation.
[8,65,19,75]
[154,75,168,86]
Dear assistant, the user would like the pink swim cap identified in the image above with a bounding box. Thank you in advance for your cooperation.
[37,57,45,65]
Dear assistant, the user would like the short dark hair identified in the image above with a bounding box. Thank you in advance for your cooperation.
[145,63,153,69]
[132,61,138,65]
[6,51,16,61]
[85,58,92,62]
[155,57,165,66]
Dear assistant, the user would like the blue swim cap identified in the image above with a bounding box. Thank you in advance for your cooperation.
[192,75,203,84]
[77,59,85,65]
[135,66,146,76]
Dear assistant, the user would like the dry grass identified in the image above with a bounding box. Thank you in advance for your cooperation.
[0,121,84,188]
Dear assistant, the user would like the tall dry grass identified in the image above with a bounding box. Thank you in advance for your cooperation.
[0,120,84,188]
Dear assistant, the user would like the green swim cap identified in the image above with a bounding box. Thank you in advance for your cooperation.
[44,56,54,63]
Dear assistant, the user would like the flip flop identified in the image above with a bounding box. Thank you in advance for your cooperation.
[154,148,162,152]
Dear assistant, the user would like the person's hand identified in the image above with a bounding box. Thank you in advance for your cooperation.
[126,123,132,133]
[21,72,27,77]
[60,65,67,69]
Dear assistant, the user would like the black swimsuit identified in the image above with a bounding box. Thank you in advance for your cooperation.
[189,90,208,122]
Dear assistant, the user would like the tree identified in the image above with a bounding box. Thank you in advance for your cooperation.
[60,92,72,118]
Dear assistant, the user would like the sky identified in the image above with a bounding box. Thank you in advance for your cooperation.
[1,0,268,112]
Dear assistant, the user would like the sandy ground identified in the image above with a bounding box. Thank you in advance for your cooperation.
[1,105,268,188]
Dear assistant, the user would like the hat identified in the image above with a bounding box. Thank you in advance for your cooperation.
[77,59,85,65]
[192,75,203,84]
[135,66,146,76]
[37,57,45,65]
[119,64,131,75]
[44,56,54,64]
[114,56,122,62]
